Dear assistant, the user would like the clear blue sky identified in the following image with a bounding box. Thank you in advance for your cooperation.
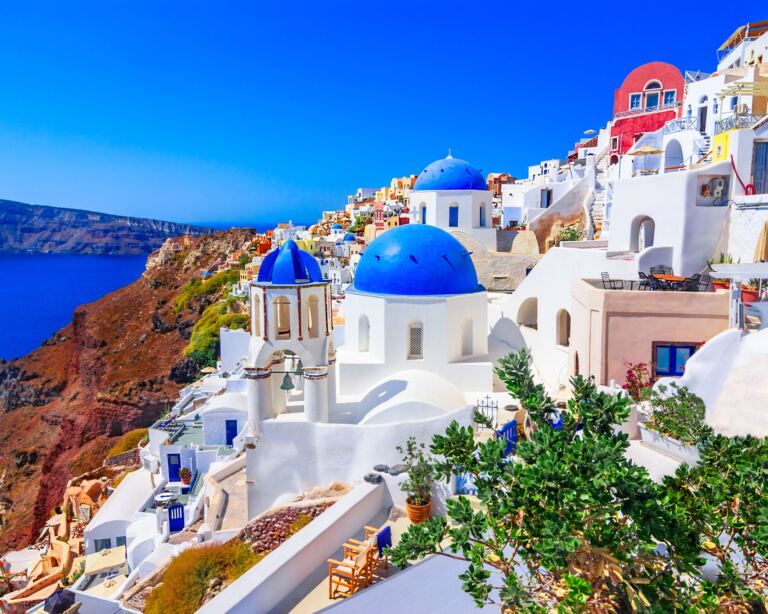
[0,1,759,225]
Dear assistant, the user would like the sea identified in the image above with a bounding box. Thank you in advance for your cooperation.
[0,221,308,361]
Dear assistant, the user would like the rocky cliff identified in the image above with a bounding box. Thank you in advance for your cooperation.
[0,199,213,255]
[0,229,255,553]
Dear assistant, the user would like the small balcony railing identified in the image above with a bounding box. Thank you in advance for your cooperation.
[715,113,765,135]
[615,101,681,119]
[664,116,698,134]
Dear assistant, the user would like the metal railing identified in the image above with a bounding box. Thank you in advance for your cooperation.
[664,116,698,134]
[615,101,681,119]
[715,113,765,135]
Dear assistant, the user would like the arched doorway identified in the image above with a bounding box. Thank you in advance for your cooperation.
[516,297,538,330]
[630,216,655,253]
[664,139,683,170]
[609,154,619,166]
[556,309,571,347]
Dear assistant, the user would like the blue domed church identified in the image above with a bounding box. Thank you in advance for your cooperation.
[411,152,497,251]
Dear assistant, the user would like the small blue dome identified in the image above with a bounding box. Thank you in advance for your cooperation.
[413,154,486,191]
[352,225,482,296]
[257,240,323,285]
[331,223,343,230]
[343,233,356,242]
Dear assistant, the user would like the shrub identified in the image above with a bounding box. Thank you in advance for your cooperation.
[144,541,263,614]
[173,270,240,314]
[623,361,652,401]
[106,428,148,458]
[646,383,711,445]
[183,300,249,369]
[559,226,581,242]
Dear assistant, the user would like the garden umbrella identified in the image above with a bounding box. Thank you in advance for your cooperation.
[754,221,768,262]
[629,145,663,173]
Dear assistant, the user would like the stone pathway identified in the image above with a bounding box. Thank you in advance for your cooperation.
[219,467,248,531]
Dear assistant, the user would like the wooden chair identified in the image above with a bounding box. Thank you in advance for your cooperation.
[348,525,390,574]
[328,542,374,599]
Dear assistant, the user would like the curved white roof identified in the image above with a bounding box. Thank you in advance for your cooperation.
[200,391,248,414]
[85,469,155,532]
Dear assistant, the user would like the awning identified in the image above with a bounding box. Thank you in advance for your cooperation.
[84,545,126,575]
[754,222,768,263]
[710,263,768,280]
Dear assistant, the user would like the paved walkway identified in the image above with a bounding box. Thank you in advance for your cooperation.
[219,467,248,531]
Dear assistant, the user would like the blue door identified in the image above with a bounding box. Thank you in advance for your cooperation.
[449,206,459,227]
[479,206,486,228]
[168,503,184,533]
[754,141,768,195]
[167,453,181,482]
[225,420,238,447]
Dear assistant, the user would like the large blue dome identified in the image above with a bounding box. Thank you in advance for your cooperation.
[257,240,324,285]
[352,225,482,296]
[413,154,486,191]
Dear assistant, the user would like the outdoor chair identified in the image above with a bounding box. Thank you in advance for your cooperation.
[651,265,672,275]
[601,272,624,290]
[495,419,518,456]
[348,525,391,574]
[680,273,700,292]
[698,273,711,292]
[639,271,667,291]
[328,541,374,599]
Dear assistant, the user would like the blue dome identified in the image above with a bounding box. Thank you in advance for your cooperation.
[413,154,486,191]
[352,225,482,296]
[331,223,343,230]
[257,240,324,285]
[343,233,356,242]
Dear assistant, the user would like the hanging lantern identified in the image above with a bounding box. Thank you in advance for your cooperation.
[280,373,295,391]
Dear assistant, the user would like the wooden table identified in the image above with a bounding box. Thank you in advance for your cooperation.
[653,274,685,283]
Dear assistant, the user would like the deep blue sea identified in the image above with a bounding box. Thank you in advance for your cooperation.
[0,254,147,360]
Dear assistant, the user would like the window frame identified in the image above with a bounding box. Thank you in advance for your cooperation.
[663,90,677,107]
[652,342,699,378]
[629,93,642,110]
[610,136,619,151]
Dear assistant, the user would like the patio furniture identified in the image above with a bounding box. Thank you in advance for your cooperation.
[328,542,374,599]
[639,271,666,291]
[349,525,391,573]
[679,273,701,292]
[601,272,624,290]
[650,265,673,275]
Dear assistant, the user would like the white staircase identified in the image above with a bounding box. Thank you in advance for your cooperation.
[590,153,609,239]
[697,134,712,158]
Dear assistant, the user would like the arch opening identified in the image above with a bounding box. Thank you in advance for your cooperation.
[556,309,571,347]
[273,296,291,340]
[516,297,538,330]
[630,216,656,253]
[307,295,320,338]
[664,139,684,170]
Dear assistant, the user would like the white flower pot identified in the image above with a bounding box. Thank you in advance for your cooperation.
[638,423,700,466]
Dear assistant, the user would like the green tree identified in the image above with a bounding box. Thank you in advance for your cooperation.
[391,350,700,612]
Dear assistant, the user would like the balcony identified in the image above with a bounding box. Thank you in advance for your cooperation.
[664,116,698,134]
[714,113,765,135]
[615,101,681,120]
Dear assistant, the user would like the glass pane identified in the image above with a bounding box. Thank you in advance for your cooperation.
[656,346,671,374]
[646,93,659,110]
[674,347,693,374]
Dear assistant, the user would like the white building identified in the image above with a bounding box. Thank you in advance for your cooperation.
[410,153,496,250]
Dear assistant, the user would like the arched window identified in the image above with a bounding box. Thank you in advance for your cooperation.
[252,293,261,337]
[461,319,473,357]
[609,154,619,166]
[273,296,291,339]
[479,203,486,227]
[307,295,320,338]
[644,80,662,90]
[556,309,571,347]
[407,322,423,359]
[420,203,427,224]
[358,315,370,352]
[516,297,538,330]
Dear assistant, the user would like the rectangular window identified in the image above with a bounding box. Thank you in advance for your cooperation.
[663,90,676,106]
[654,343,698,377]
[94,538,112,552]
[731,96,738,110]
[407,324,423,360]
[448,206,459,227]
[645,92,659,111]
[115,536,127,548]
[629,93,641,110]
[610,136,619,151]
[753,141,768,194]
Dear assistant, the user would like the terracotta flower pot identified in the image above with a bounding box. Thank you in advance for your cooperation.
[712,280,730,291]
[741,287,760,303]
[405,499,431,524]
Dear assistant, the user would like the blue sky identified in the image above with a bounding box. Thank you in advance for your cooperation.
[0,1,759,225]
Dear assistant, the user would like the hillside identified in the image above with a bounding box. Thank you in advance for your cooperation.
[0,229,253,553]
[0,199,213,255]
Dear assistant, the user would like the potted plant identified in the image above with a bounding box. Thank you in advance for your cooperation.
[708,252,737,291]
[178,467,192,485]
[741,279,761,303]
[638,383,711,465]
[396,437,433,524]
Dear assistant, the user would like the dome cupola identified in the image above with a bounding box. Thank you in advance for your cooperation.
[256,240,324,285]
[413,152,486,191]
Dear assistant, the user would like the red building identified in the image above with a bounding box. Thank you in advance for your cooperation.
[609,62,685,163]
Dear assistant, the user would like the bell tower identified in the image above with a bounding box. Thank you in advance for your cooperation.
[245,240,332,433]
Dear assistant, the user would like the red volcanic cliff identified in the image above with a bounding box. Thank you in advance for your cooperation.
[0,229,254,552]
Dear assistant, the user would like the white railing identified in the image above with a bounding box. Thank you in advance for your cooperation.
[615,101,681,119]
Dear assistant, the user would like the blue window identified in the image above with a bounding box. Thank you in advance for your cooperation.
[654,343,697,377]
[420,205,426,224]
[479,206,486,227]
[731,96,738,110]
[630,94,641,110]
[94,538,111,552]
[116,536,126,548]
[449,206,459,228]
[663,91,676,106]
[225,419,238,446]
